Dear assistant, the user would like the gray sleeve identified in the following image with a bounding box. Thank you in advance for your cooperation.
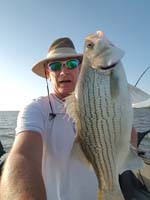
[15,99,45,136]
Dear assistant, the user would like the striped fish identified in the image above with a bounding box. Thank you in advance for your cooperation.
[65,31,142,200]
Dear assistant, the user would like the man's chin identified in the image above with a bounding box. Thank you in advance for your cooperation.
[59,89,73,99]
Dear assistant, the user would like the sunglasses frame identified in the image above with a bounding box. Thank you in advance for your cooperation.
[48,59,80,72]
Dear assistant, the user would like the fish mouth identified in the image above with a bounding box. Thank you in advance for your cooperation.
[100,63,116,70]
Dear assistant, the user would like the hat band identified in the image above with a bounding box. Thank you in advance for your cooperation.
[47,47,77,58]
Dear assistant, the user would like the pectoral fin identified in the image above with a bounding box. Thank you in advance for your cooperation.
[110,70,120,100]
[65,92,77,120]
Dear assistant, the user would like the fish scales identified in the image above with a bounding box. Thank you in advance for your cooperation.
[78,68,118,190]
[65,31,136,200]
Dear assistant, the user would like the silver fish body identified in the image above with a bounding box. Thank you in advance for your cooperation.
[78,63,132,187]
[66,31,134,200]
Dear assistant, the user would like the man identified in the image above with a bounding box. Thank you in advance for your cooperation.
[0,37,149,200]
[0,37,98,200]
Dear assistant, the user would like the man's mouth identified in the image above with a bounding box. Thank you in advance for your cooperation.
[59,80,71,84]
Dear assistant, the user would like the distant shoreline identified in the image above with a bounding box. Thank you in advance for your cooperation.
[0,111,19,112]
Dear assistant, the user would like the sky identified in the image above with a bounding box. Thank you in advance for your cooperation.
[0,0,150,111]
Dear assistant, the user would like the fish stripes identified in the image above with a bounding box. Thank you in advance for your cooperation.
[78,68,118,190]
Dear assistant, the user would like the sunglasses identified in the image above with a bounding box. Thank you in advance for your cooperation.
[48,59,80,72]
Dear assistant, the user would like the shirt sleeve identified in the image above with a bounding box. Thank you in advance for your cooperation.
[15,99,45,136]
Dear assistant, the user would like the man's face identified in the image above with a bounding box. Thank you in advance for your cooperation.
[46,57,81,100]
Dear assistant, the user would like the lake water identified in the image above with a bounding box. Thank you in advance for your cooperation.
[0,108,150,152]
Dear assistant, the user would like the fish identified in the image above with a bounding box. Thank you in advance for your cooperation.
[65,31,143,200]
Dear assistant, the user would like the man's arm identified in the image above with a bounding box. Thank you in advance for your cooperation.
[0,131,46,200]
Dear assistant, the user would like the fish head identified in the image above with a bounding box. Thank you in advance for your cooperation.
[83,30,124,70]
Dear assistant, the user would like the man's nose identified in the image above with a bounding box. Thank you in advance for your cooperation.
[60,63,68,75]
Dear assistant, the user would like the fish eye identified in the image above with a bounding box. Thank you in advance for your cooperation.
[86,42,94,49]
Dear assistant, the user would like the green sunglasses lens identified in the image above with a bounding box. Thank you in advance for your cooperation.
[66,60,79,69]
[48,59,79,71]
[49,62,62,71]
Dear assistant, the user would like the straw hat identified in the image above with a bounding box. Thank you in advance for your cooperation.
[32,37,83,78]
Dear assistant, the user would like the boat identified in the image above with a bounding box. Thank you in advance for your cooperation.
[0,131,150,199]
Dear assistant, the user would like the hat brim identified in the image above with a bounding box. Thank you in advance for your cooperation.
[32,53,83,78]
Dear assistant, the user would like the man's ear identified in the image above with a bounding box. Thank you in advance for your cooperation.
[45,67,51,80]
